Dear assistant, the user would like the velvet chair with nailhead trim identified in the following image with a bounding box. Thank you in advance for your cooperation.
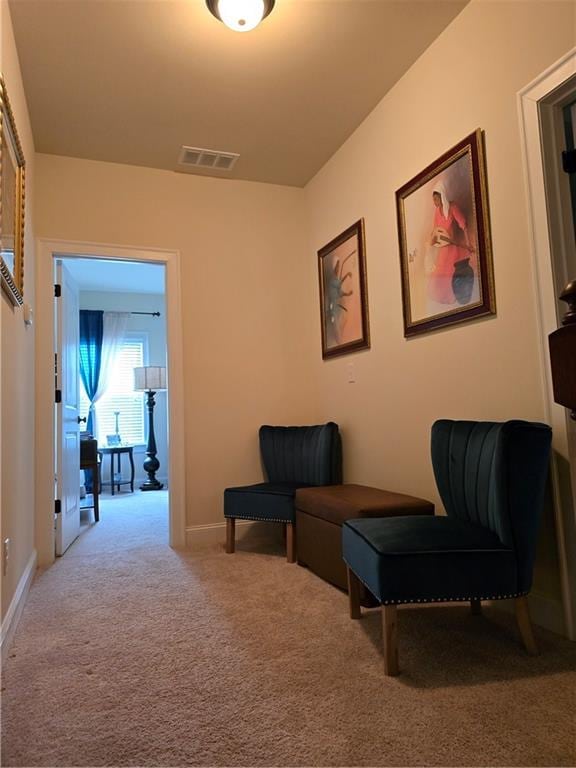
[224,423,342,562]
[343,420,552,675]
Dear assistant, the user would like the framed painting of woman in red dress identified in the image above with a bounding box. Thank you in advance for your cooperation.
[396,130,495,337]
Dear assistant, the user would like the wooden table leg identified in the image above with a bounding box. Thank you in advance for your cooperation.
[116,452,121,493]
[93,465,99,523]
[128,447,135,492]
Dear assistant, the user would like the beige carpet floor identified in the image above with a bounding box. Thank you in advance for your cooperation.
[1,490,575,767]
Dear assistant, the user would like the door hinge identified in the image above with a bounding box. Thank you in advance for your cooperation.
[54,499,61,515]
[562,149,576,175]
[54,283,61,297]
[55,389,62,403]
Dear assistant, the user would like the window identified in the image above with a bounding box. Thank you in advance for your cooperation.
[80,335,147,445]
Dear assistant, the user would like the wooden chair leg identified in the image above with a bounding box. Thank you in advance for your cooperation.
[93,470,99,523]
[346,567,362,620]
[286,522,296,563]
[382,605,399,676]
[515,596,538,655]
[225,518,235,554]
[470,598,482,615]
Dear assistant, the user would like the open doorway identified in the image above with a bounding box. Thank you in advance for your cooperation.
[36,240,186,569]
[54,256,169,554]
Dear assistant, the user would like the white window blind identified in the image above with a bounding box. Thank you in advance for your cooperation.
[80,336,146,445]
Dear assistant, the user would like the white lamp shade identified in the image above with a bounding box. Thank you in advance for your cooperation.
[134,366,167,391]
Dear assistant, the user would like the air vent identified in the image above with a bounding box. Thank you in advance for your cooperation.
[178,145,239,172]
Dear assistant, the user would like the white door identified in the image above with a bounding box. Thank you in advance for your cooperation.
[55,260,81,555]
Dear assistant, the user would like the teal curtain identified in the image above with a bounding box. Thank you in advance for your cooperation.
[79,310,103,493]
[79,310,104,435]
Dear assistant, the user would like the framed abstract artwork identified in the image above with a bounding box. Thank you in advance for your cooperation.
[317,219,370,359]
[1,77,25,306]
[396,129,495,337]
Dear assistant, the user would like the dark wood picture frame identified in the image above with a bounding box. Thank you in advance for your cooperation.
[1,76,26,307]
[318,219,370,359]
[396,129,495,337]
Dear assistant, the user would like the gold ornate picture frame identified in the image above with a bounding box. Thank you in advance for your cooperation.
[1,76,25,306]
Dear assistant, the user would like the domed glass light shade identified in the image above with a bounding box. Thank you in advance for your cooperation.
[206,0,275,32]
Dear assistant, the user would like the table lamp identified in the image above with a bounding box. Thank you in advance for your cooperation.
[134,366,167,491]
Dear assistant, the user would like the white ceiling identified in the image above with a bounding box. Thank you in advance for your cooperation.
[9,0,469,187]
[62,258,165,294]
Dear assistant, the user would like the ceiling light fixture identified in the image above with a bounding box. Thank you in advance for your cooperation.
[205,0,275,32]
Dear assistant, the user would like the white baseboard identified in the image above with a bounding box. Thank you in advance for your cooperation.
[185,520,279,551]
[1,550,37,665]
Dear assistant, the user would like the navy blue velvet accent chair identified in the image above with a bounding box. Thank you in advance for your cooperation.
[343,420,552,675]
[224,423,342,562]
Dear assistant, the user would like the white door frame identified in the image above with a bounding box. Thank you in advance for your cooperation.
[519,48,576,640]
[36,239,186,566]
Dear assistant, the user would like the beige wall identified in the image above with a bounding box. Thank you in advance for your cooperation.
[1,0,36,622]
[304,0,574,602]
[35,155,320,528]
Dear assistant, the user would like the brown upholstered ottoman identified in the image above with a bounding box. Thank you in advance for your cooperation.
[295,484,434,604]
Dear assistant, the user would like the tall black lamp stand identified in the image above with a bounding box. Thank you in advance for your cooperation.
[134,366,167,491]
[142,388,163,491]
